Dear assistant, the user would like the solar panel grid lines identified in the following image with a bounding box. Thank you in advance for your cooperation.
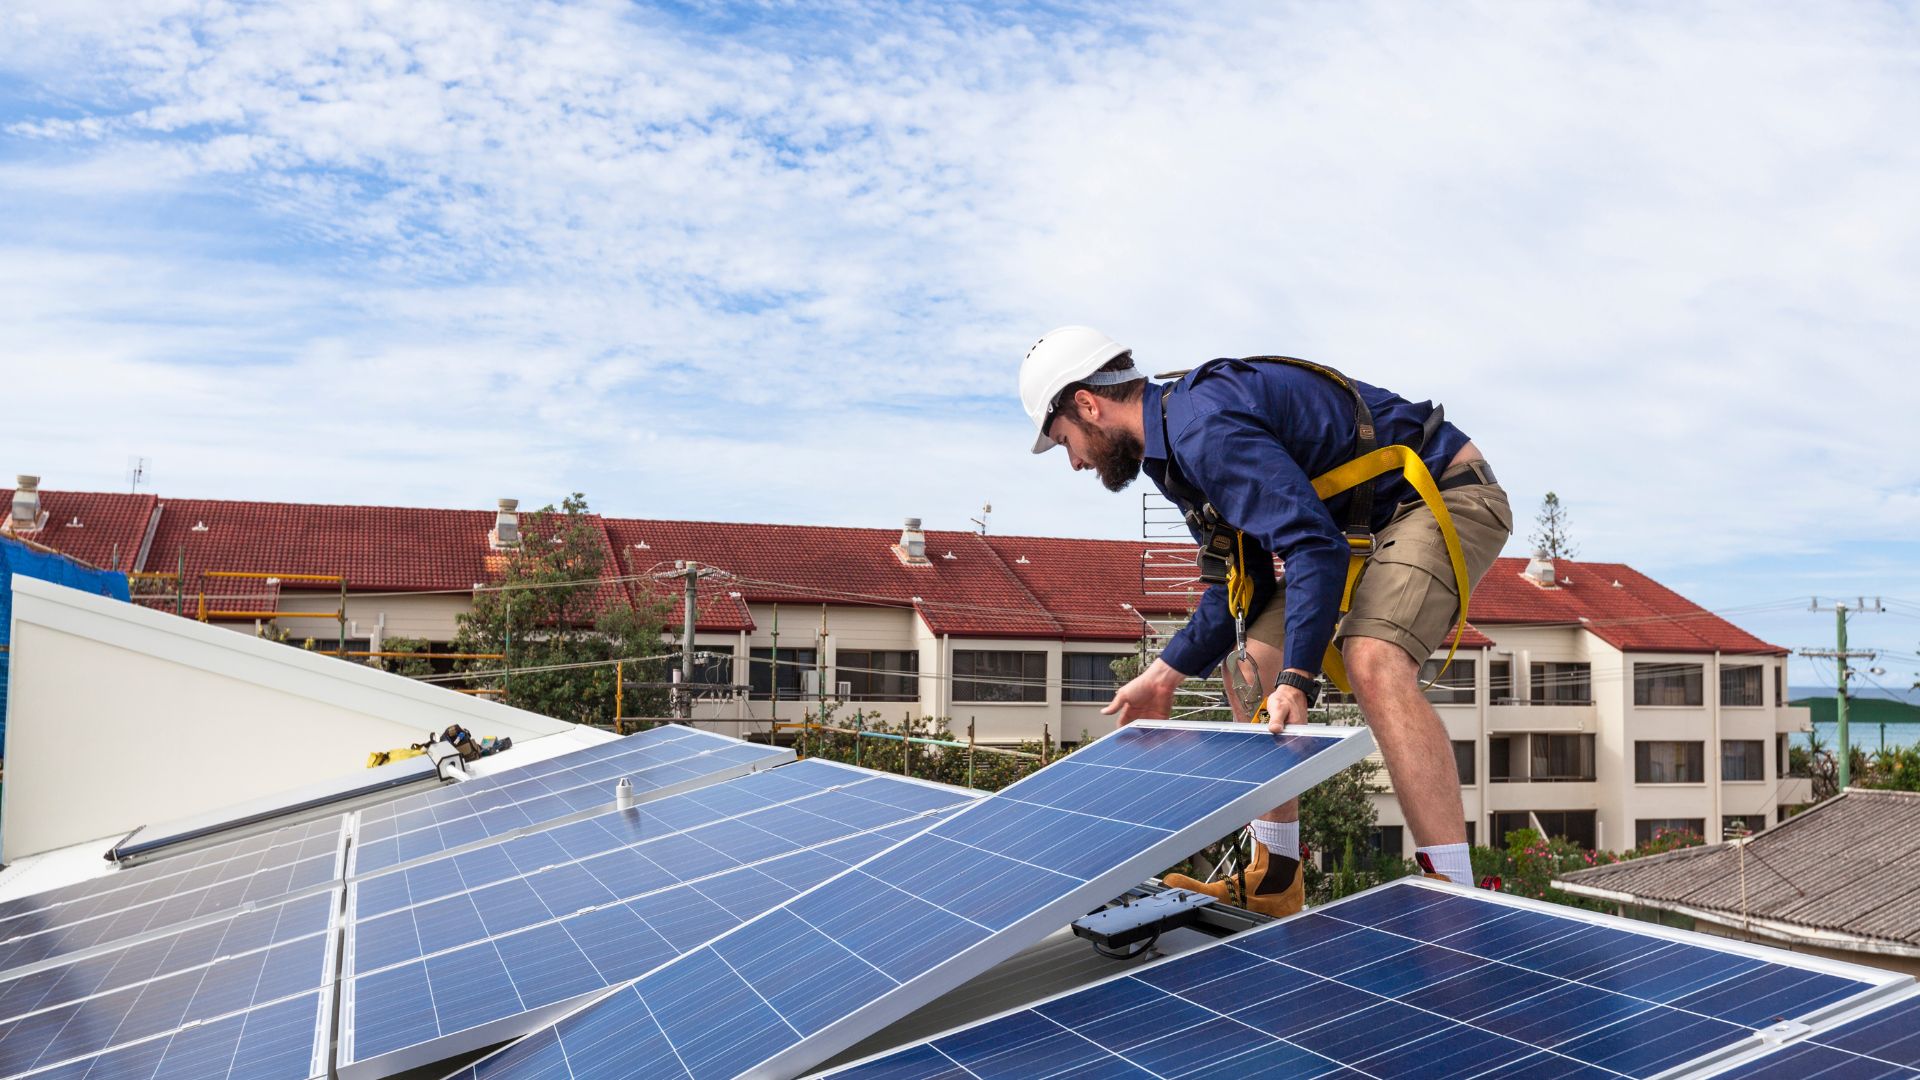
[0,822,348,981]
[343,759,892,927]
[0,887,343,1080]
[1701,988,1920,1079]
[820,878,1906,1080]
[452,719,1375,1080]
[341,768,975,981]
[337,779,980,1080]
[0,816,347,930]
[346,730,794,878]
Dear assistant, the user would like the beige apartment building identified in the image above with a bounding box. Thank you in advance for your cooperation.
[4,477,1809,851]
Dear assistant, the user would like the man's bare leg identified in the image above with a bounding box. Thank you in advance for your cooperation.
[1344,636,1470,881]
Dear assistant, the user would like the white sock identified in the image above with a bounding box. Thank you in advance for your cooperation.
[1417,843,1473,886]
[1248,819,1299,861]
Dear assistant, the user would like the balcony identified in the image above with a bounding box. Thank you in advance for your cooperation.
[1775,703,1812,734]
[1487,702,1596,733]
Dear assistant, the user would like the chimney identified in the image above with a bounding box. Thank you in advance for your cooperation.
[893,517,929,566]
[491,498,521,549]
[1523,547,1557,588]
[10,475,44,532]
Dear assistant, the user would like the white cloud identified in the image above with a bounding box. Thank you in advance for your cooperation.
[0,0,1914,591]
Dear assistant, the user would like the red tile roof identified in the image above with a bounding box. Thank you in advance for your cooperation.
[4,489,1784,654]
[1466,557,1784,655]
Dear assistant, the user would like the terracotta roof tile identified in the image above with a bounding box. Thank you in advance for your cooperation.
[0,490,155,573]
[1467,557,1785,655]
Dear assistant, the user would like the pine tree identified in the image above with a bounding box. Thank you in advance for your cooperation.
[1529,492,1578,559]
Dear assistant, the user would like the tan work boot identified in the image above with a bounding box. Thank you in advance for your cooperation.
[1164,840,1305,919]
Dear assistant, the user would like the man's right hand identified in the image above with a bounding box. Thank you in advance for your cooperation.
[1103,658,1184,727]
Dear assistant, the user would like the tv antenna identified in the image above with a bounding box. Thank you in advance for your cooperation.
[127,456,152,494]
[970,501,992,535]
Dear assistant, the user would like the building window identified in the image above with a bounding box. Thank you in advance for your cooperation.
[1420,658,1475,705]
[1063,653,1129,704]
[954,650,1047,704]
[1490,811,1595,850]
[689,644,735,686]
[1635,662,1704,707]
[1721,665,1764,707]
[1464,822,1476,846]
[1452,741,1475,786]
[1722,814,1766,838]
[1721,740,1765,782]
[1777,733,1789,779]
[748,647,817,699]
[1489,660,1516,704]
[1370,825,1404,861]
[1489,736,1514,782]
[1531,662,1593,705]
[835,650,919,702]
[1775,666,1785,708]
[1635,741,1705,784]
[1635,818,1706,847]
[1529,734,1597,781]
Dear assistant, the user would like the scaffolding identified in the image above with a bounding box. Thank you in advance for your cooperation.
[1141,491,1231,720]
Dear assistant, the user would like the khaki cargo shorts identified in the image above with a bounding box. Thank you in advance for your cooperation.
[1245,460,1513,667]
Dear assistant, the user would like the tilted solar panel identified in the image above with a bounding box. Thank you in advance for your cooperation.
[339,765,977,1080]
[0,888,339,1080]
[1706,990,1920,1078]
[0,816,344,930]
[824,879,1906,1080]
[0,820,345,978]
[349,727,792,876]
[452,719,1374,1080]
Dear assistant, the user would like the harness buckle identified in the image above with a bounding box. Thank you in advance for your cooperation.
[1344,526,1375,555]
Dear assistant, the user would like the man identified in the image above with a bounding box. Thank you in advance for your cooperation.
[1019,326,1511,916]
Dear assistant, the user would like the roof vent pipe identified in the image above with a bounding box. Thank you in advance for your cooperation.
[894,517,929,566]
[1523,547,1556,588]
[11,475,42,531]
[491,498,520,549]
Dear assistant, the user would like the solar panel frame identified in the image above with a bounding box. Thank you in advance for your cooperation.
[820,878,1912,1080]
[106,754,442,862]
[338,767,980,1080]
[346,729,793,878]
[1698,986,1920,1078]
[455,718,1375,1080]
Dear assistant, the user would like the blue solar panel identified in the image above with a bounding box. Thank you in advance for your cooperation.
[340,765,975,1079]
[0,815,344,932]
[348,728,791,876]
[455,719,1372,1080]
[1714,992,1920,1078]
[0,822,344,978]
[0,891,333,1025]
[825,879,1898,1080]
[22,990,327,1080]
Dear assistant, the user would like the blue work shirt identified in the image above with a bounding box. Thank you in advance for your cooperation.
[1141,358,1470,679]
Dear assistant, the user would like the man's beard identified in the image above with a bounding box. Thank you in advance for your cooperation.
[1082,424,1144,493]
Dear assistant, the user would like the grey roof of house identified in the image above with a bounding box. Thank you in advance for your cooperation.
[1556,789,1920,950]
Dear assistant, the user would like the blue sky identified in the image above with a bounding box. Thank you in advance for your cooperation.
[1,1,1917,685]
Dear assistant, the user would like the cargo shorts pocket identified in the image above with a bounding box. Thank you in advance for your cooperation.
[1341,532,1462,660]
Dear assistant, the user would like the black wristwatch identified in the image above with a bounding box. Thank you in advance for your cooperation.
[1274,670,1321,707]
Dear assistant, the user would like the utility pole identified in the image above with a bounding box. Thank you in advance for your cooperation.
[655,561,726,720]
[1800,597,1882,790]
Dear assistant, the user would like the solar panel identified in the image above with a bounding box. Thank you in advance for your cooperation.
[0,886,338,1080]
[339,765,976,1079]
[0,815,345,929]
[824,878,1906,1080]
[107,753,443,862]
[453,718,1374,1080]
[0,819,346,978]
[348,726,792,876]
[1707,989,1920,1078]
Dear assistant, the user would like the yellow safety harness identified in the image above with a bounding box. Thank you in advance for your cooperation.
[1159,357,1472,723]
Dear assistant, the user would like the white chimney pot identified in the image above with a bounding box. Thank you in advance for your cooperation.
[11,474,43,530]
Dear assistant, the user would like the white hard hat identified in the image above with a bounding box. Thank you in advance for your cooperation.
[1018,326,1138,454]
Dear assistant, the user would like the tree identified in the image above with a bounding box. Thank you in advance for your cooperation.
[452,493,670,725]
[1529,491,1578,560]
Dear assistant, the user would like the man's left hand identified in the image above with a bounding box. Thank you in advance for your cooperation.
[1263,670,1313,734]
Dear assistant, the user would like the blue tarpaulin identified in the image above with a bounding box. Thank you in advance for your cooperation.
[0,537,131,756]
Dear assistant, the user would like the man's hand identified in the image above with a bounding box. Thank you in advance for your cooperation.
[1103,658,1184,727]
[1263,669,1314,734]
